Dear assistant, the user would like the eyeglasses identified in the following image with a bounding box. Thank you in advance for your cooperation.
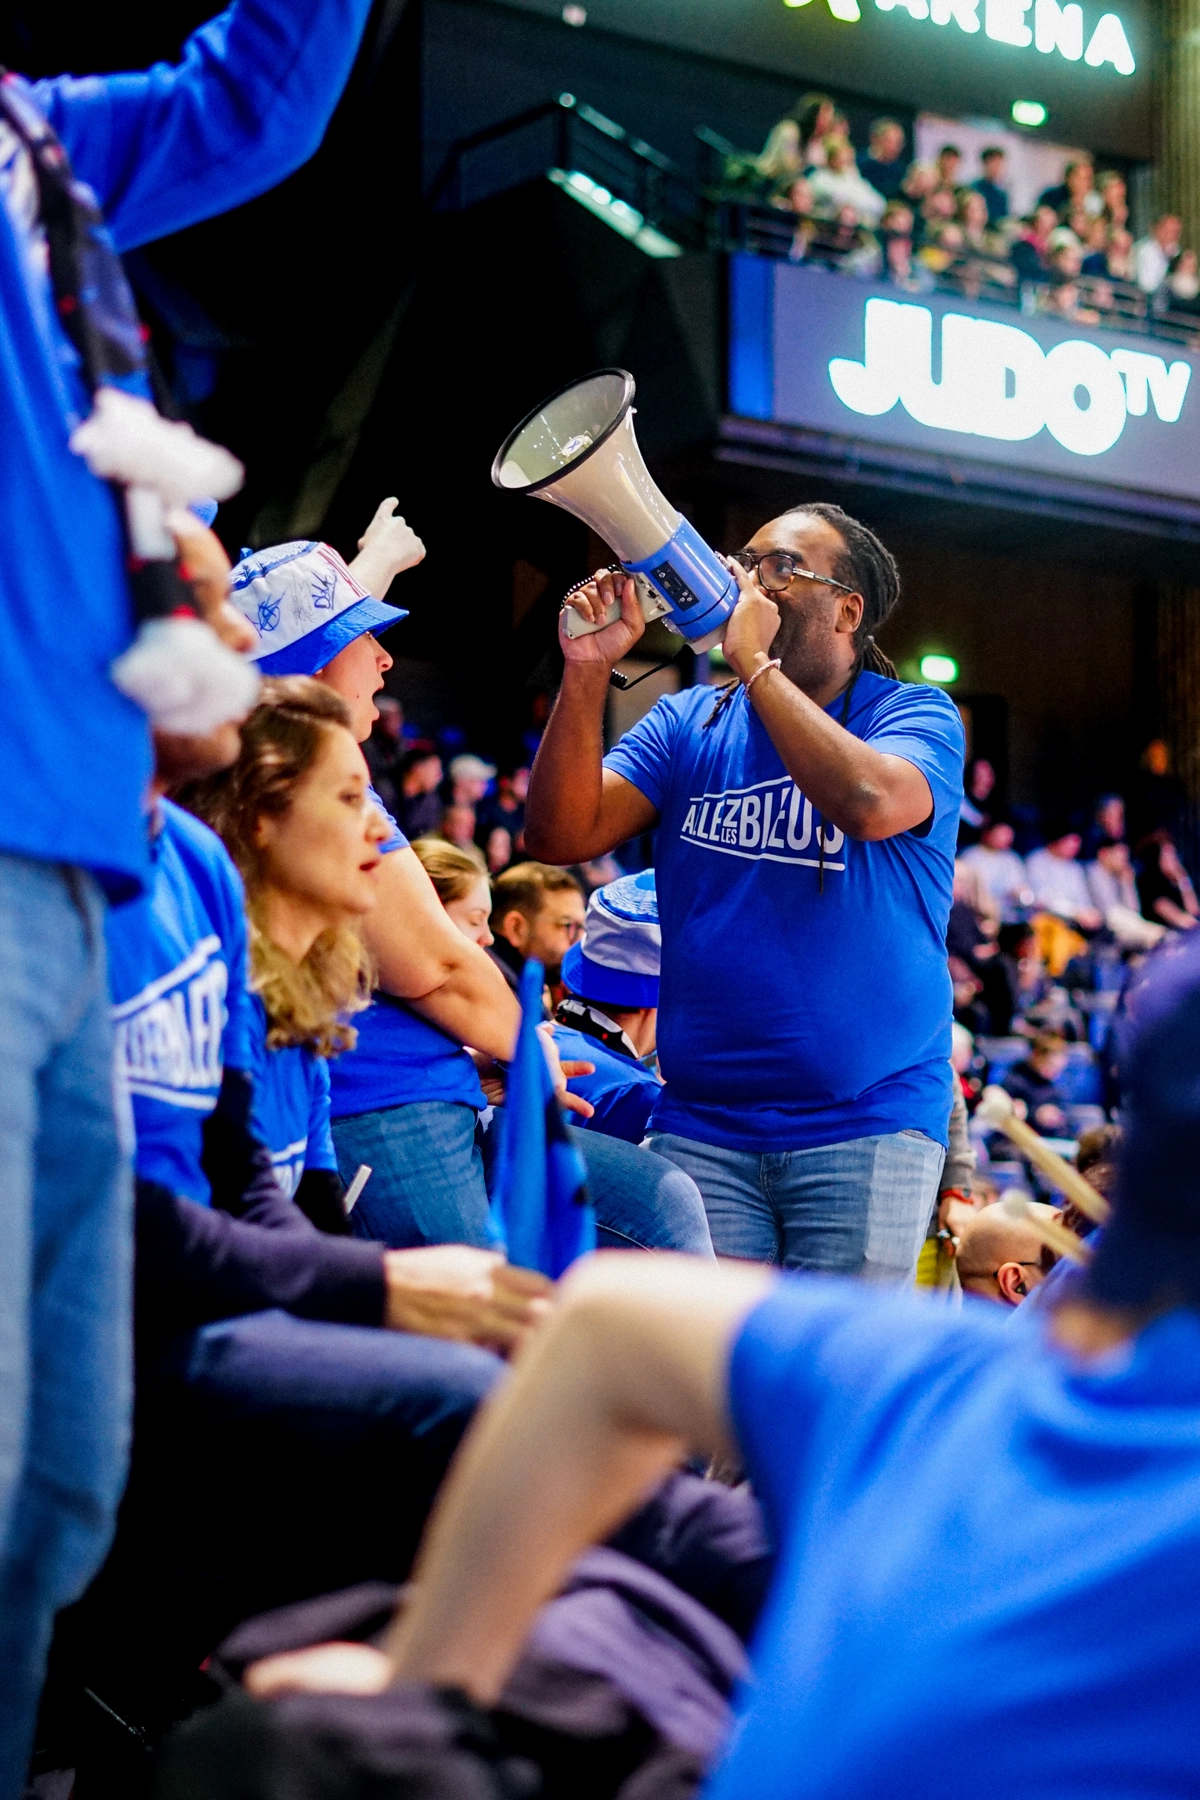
[730,550,858,597]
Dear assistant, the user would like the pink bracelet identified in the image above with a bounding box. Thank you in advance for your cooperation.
[744,656,782,696]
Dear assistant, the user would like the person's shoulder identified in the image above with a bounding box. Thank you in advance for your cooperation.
[159,800,243,892]
[857,672,965,734]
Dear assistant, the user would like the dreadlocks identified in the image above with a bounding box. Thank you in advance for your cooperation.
[783,502,901,679]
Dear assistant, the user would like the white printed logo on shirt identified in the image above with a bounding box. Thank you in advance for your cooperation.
[269,1138,307,1200]
[680,775,846,871]
[112,935,228,1110]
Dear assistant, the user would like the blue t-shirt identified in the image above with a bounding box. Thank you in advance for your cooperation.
[604,675,963,1151]
[714,1278,1200,1800]
[106,800,254,1204]
[328,793,486,1120]
[0,0,375,895]
[551,1023,661,1144]
[245,994,338,1199]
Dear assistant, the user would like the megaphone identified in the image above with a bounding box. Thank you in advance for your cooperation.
[492,368,737,651]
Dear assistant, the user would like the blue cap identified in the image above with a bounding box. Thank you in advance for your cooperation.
[561,871,660,1009]
[1088,933,1200,1309]
[228,540,407,676]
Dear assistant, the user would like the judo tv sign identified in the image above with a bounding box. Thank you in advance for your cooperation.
[755,261,1200,504]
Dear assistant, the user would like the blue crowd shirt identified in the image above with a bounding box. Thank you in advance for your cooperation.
[713,1277,1200,1800]
[551,1023,661,1144]
[329,792,487,1120]
[245,995,338,1199]
[0,0,375,896]
[107,800,254,1204]
[603,674,963,1151]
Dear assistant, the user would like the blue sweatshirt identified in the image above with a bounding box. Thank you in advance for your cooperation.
[0,0,375,897]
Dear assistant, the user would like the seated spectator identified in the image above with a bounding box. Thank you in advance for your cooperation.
[1001,1030,1071,1136]
[1038,156,1098,219]
[1080,216,1112,276]
[954,1197,1060,1305]
[934,142,962,192]
[395,746,444,840]
[440,800,479,849]
[552,873,665,1145]
[477,768,529,855]
[1010,204,1059,280]
[806,136,886,227]
[792,92,837,169]
[730,117,803,199]
[958,755,996,846]
[484,825,513,874]
[1026,827,1103,930]
[1163,248,1200,318]
[1128,737,1187,845]
[879,200,933,290]
[992,920,1047,1033]
[488,861,587,997]
[1088,791,1126,853]
[449,752,496,810]
[1103,226,1136,282]
[1134,214,1182,293]
[947,861,999,964]
[960,817,1031,921]
[1097,169,1129,226]
[858,117,908,202]
[1138,832,1200,931]
[971,145,1009,225]
[412,837,494,949]
[186,678,383,1225]
[1086,837,1165,949]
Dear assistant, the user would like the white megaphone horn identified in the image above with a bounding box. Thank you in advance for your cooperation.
[491,368,737,651]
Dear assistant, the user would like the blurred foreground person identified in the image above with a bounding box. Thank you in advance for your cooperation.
[0,3,380,1784]
[253,928,1200,1800]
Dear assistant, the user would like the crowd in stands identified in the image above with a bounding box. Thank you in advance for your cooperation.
[721,94,1199,344]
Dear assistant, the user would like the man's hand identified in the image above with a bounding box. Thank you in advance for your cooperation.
[245,1642,392,1699]
[349,497,426,598]
[537,1023,595,1121]
[559,569,645,668]
[722,558,780,683]
[383,1246,553,1354]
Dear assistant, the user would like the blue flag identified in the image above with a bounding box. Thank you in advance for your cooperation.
[492,959,595,1277]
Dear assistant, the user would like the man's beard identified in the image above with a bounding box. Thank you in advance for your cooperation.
[771,602,847,696]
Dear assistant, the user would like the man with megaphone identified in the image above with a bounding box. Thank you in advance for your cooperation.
[525,502,964,1279]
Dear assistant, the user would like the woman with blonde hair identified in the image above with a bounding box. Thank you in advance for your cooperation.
[188,676,389,1227]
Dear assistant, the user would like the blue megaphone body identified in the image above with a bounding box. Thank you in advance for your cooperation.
[491,369,737,651]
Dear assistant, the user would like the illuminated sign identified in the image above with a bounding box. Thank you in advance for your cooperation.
[728,257,1200,513]
[783,0,1135,72]
[830,299,1189,455]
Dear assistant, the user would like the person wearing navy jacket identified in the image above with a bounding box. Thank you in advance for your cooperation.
[0,7,383,1788]
[552,873,665,1147]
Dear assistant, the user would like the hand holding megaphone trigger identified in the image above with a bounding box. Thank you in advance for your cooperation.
[559,566,645,669]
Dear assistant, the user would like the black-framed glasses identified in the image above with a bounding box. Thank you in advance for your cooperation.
[730,549,858,597]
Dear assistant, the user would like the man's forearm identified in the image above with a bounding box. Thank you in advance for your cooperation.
[525,666,611,862]
[747,666,929,840]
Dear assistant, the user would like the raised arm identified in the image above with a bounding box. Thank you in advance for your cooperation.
[525,572,659,863]
[247,1253,774,1704]
[722,563,935,842]
[362,848,520,1061]
[34,0,376,251]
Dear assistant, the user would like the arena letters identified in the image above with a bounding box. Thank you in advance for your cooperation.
[830,298,1190,457]
[681,774,846,871]
[112,936,228,1108]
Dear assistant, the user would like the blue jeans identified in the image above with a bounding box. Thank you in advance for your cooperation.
[0,858,130,1800]
[62,1308,503,1732]
[332,1101,496,1249]
[647,1130,943,1280]
[334,1101,713,1257]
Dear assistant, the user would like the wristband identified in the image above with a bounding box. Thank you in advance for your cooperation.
[744,657,782,696]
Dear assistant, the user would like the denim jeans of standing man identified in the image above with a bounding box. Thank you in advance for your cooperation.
[647,1129,944,1279]
[333,1102,714,1257]
[0,857,130,1800]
